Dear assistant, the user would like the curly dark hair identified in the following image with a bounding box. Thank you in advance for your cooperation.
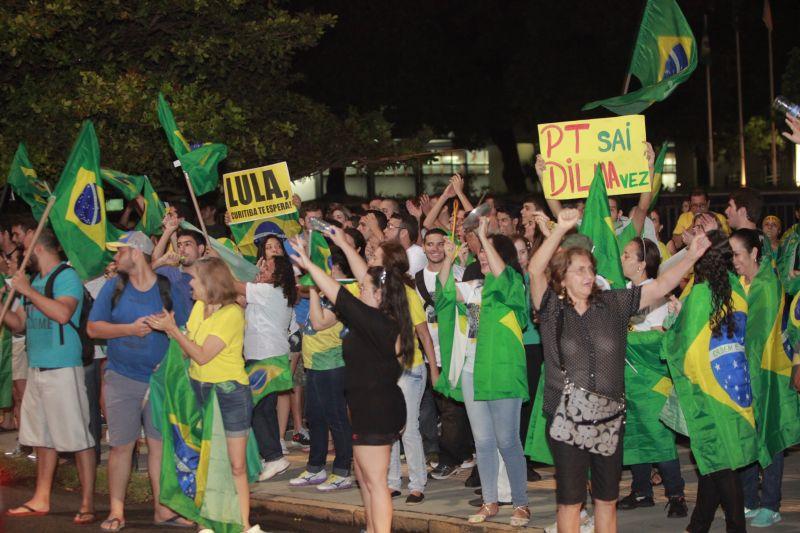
[693,230,736,337]
[271,255,298,304]
[366,266,415,369]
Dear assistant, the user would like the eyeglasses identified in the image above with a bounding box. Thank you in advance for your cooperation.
[566,266,595,276]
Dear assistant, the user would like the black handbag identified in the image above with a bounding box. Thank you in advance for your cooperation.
[548,305,625,456]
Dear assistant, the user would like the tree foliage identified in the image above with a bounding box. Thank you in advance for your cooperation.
[0,1,415,190]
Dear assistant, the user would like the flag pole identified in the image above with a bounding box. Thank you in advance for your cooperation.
[620,0,648,95]
[765,1,778,184]
[735,26,747,186]
[0,195,57,331]
[177,163,210,245]
[704,14,715,187]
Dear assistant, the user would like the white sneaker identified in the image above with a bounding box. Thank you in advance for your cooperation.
[244,525,265,533]
[316,473,354,491]
[580,510,595,533]
[281,439,289,455]
[258,457,290,481]
[460,454,476,469]
[289,469,328,486]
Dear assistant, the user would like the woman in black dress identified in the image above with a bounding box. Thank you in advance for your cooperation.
[289,234,414,533]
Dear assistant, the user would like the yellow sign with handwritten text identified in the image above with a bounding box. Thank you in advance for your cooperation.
[223,162,296,224]
[537,115,649,200]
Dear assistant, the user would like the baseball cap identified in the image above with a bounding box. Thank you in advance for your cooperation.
[106,231,155,255]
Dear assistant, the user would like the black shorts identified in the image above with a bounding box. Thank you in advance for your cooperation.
[546,418,624,504]
[352,431,401,446]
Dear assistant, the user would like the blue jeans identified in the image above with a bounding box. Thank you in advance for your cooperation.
[251,392,282,462]
[305,367,352,477]
[740,452,785,512]
[190,379,253,437]
[462,371,528,507]
[389,364,427,493]
[630,458,685,498]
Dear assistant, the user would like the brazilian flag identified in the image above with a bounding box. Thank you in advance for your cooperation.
[150,341,261,533]
[523,371,553,465]
[623,330,677,465]
[0,279,12,409]
[580,165,625,289]
[776,224,800,295]
[180,221,258,282]
[156,93,227,196]
[663,274,757,474]
[647,140,669,212]
[51,121,110,280]
[230,212,302,261]
[299,231,332,287]
[745,261,800,465]
[246,356,293,404]
[434,266,528,401]
[138,177,167,236]
[584,0,697,115]
[100,168,145,201]
[6,143,50,220]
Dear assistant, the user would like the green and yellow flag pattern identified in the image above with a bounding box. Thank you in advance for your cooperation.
[6,143,50,220]
[230,212,302,261]
[299,231,332,287]
[580,164,625,289]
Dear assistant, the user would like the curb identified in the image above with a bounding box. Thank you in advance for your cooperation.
[251,493,544,532]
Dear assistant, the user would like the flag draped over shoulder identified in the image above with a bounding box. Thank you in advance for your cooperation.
[744,261,800,465]
[663,275,758,474]
[299,231,332,287]
[51,121,110,280]
[776,224,800,295]
[6,143,50,220]
[433,273,464,402]
[623,330,677,465]
[156,93,227,196]
[580,165,625,289]
[583,0,697,115]
[150,340,260,533]
[230,212,302,261]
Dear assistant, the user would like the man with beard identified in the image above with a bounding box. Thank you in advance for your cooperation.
[2,226,95,525]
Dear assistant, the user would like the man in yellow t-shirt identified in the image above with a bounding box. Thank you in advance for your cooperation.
[671,189,729,251]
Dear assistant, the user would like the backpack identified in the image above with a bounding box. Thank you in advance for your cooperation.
[43,263,95,367]
[110,272,173,313]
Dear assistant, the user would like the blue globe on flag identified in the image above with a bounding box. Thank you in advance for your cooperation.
[709,311,752,408]
[663,43,689,79]
[73,183,102,225]
[253,220,286,243]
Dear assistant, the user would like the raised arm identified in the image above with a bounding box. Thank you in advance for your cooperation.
[423,184,455,230]
[528,208,580,309]
[629,142,656,237]
[450,174,473,212]
[324,226,368,282]
[289,235,342,304]
[640,231,711,309]
[536,155,563,217]
[153,211,180,261]
[476,217,505,277]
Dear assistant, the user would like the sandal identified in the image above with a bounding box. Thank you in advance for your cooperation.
[467,502,499,523]
[4,504,48,517]
[100,517,126,532]
[73,511,96,525]
[510,505,531,527]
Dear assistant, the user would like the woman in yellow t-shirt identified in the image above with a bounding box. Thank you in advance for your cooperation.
[147,257,259,533]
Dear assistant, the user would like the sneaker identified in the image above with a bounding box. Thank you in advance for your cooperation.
[750,508,782,528]
[464,466,481,488]
[546,510,594,533]
[430,464,459,480]
[390,490,401,498]
[289,469,328,486]
[281,439,289,455]
[292,428,311,449]
[258,457,291,481]
[317,474,353,491]
[527,464,542,482]
[460,455,476,469]
[243,525,265,533]
[666,496,688,518]
[406,492,425,505]
[617,492,655,510]
[745,507,760,519]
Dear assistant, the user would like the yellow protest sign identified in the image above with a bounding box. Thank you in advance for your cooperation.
[223,162,296,224]
[537,115,649,200]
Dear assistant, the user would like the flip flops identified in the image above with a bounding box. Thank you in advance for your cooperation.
[153,515,194,528]
[4,504,48,517]
[100,517,126,532]
[73,511,96,525]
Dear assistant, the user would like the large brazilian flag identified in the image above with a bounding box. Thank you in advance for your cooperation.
[745,261,800,466]
[434,266,528,401]
[663,274,757,475]
[776,224,800,295]
[580,165,625,289]
[150,341,261,533]
[101,169,166,236]
[230,212,302,261]
[51,121,110,280]
[6,143,50,221]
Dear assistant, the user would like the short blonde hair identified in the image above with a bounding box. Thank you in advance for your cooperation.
[193,256,238,306]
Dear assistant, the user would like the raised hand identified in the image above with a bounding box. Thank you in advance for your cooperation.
[555,208,580,231]
[406,199,422,218]
[477,216,489,240]
[782,116,800,145]
[535,154,546,180]
[687,231,711,260]
[644,141,655,173]
[450,174,464,194]
[419,194,432,214]
[288,235,311,270]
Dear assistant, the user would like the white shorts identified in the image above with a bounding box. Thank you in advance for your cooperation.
[19,367,95,452]
[11,338,28,381]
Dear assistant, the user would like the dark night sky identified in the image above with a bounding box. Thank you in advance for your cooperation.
[293,0,800,149]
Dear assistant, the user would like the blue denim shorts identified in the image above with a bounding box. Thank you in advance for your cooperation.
[190,379,253,437]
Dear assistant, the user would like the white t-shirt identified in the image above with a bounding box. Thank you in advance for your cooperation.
[406,244,428,277]
[627,278,668,331]
[454,279,483,374]
[418,265,464,367]
[84,276,107,360]
[244,282,293,360]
